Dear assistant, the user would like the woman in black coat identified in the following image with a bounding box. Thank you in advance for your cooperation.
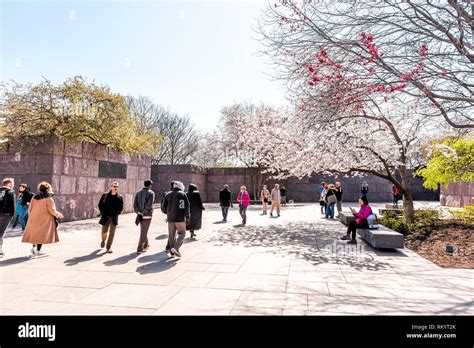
[186,184,205,238]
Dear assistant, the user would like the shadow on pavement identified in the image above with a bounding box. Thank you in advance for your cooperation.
[64,249,104,266]
[0,256,31,267]
[103,252,138,266]
[209,221,400,272]
[136,257,179,274]
[137,251,169,264]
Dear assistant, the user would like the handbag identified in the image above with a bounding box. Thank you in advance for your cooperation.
[327,190,337,204]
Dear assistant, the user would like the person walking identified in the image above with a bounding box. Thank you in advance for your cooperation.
[162,181,175,252]
[186,183,205,238]
[361,181,369,197]
[236,186,250,225]
[260,185,270,215]
[270,183,281,217]
[161,181,190,258]
[11,190,23,229]
[98,181,124,253]
[18,183,34,231]
[22,182,63,257]
[0,178,16,257]
[134,179,155,254]
[392,184,400,207]
[319,182,328,215]
[325,184,338,219]
[219,184,232,222]
[340,196,373,244]
[280,185,287,207]
[335,181,343,218]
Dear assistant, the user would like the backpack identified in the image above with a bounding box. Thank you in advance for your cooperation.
[0,189,6,211]
[367,214,379,229]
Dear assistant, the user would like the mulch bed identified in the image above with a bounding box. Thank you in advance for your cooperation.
[405,222,473,269]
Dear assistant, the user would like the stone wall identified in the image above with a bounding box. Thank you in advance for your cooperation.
[440,181,474,207]
[0,138,151,221]
[151,165,439,203]
[150,164,207,202]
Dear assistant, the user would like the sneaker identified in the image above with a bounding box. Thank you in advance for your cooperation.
[137,249,145,254]
[106,249,113,254]
[100,240,105,248]
[347,239,357,244]
[340,235,351,240]
[171,248,181,258]
[270,213,273,217]
[31,247,37,256]
[277,214,280,217]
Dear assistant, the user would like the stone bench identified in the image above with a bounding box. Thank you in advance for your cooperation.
[339,212,357,225]
[357,225,404,249]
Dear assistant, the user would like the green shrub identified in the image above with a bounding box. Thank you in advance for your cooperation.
[380,209,440,235]
[452,205,474,225]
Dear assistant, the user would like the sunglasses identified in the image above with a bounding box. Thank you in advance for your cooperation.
[112,185,119,188]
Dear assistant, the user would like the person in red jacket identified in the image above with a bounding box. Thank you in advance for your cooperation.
[392,184,400,207]
[340,195,372,244]
[236,185,250,225]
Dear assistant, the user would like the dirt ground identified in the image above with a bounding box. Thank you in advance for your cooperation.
[405,222,474,269]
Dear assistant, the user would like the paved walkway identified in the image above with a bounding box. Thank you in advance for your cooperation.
[0,203,472,315]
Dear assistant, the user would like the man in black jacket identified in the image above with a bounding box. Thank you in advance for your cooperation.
[98,182,124,253]
[219,184,232,222]
[134,180,155,254]
[18,183,34,231]
[161,181,190,258]
[0,178,16,257]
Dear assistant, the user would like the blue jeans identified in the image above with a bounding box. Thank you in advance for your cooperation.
[20,206,29,230]
[221,206,229,220]
[11,213,21,228]
[325,202,335,218]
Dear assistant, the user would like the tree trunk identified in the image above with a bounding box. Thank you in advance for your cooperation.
[402,189,415,224]
[398,165,415,223]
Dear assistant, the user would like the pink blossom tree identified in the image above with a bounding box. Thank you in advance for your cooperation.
[249,0,473,222]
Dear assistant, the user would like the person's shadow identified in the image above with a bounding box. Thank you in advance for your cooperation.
[103,252,138,266]
[64,249,104,266]
[0,256,32,267]
[136,257,179,274]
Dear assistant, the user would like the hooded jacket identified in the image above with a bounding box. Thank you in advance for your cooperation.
[186,184,205,230]
[161,187,190,223]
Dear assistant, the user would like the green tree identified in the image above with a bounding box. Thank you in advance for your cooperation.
[0,76,160,154]
[416,136,474,190]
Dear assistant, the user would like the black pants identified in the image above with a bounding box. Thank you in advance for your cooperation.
[346,220,369,240]
[393,194,399,205]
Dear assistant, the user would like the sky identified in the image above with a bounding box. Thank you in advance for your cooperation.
[0,0,287,132]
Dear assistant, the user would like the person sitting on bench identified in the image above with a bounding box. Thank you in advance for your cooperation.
[340,195,372,244]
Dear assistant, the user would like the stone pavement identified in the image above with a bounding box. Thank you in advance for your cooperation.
[0,203,472,315]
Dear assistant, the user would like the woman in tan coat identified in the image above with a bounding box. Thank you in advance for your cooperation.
[22,182,63,256]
